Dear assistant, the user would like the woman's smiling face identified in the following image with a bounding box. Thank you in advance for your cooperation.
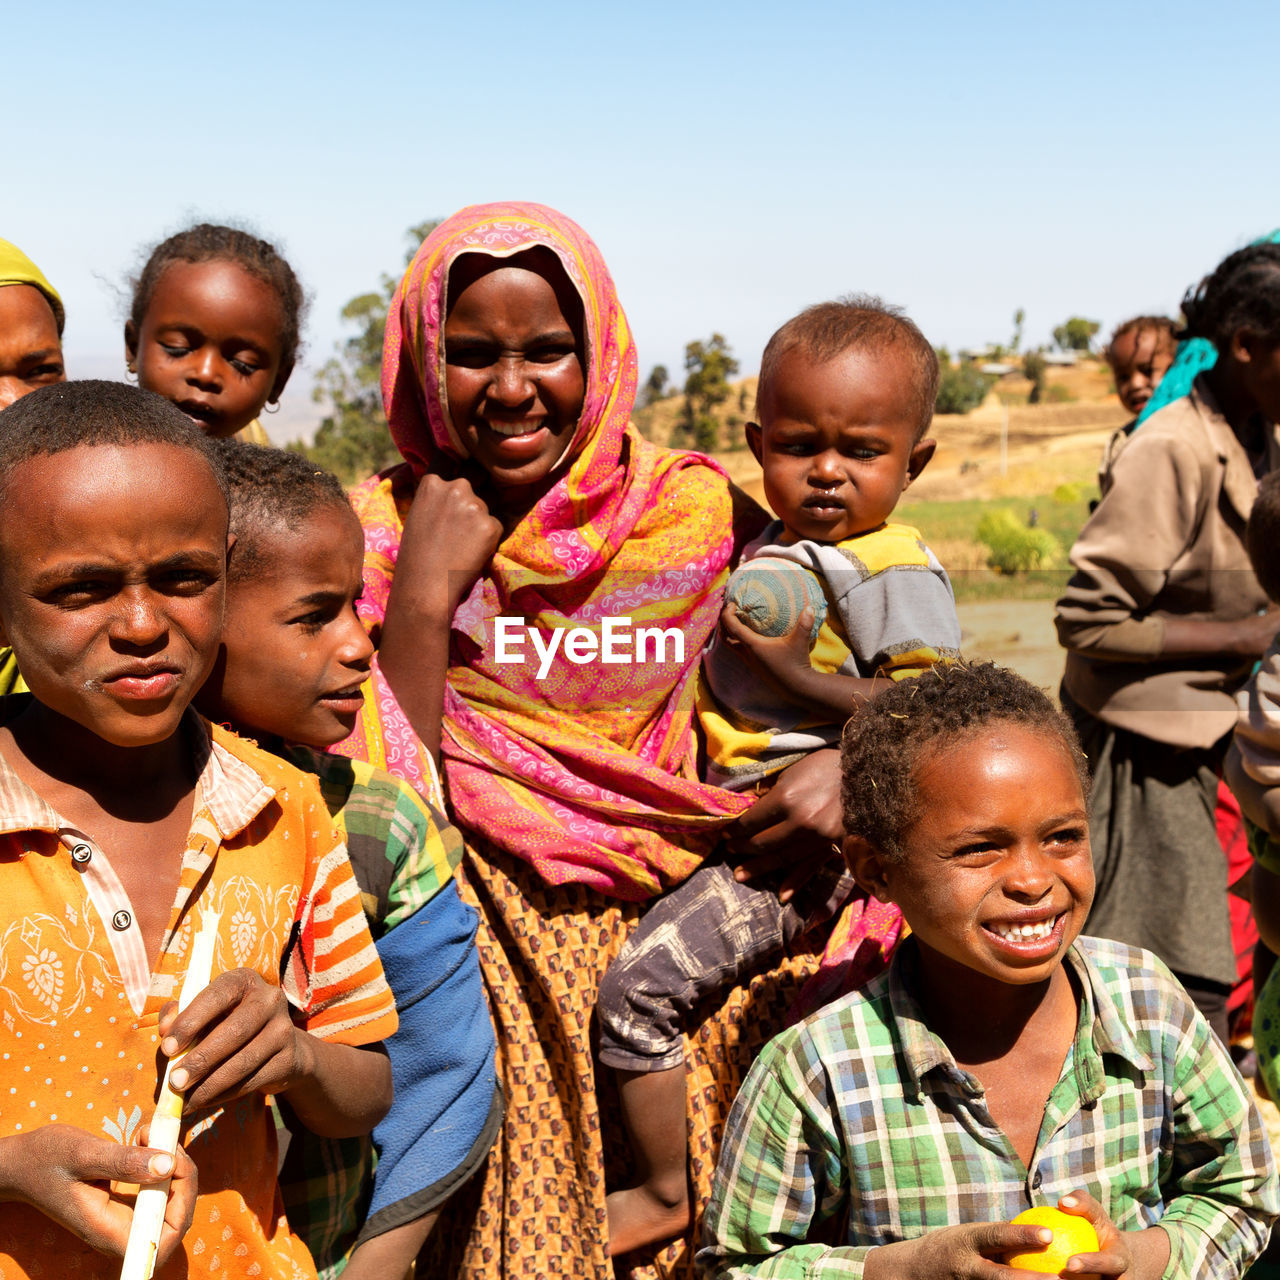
[443,249,586,506]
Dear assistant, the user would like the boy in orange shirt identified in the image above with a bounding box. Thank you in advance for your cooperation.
[0,381,395,1278]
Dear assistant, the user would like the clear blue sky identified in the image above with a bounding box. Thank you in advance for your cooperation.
[6,0,1277,442]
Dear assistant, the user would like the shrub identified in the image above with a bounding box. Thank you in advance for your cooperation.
[1022,351,1047,404]
[976,510,1061,574]
[935,363,992,415]
[1052,482,1083,504]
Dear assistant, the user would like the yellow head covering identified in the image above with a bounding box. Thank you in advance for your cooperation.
[0,238,64,335]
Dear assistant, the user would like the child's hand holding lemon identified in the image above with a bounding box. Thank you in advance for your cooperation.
[1005,1205,1100,1277]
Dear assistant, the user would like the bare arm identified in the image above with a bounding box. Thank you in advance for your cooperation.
[1158,611,1280,661]
[273,1038,391,1140]
[723,746,844,900]
[376,474,503,764]
[341,1211,441,1280]
[1252,863,1280,961]
[1224,739,1280,836]
[859,1191,1170,1280]
[160,968,392,1139]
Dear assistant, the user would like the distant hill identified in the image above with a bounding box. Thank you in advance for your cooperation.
[633,376,759,452]
[637,358,1128,509]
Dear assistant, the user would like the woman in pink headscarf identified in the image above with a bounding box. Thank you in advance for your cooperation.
[338,203,882,1278]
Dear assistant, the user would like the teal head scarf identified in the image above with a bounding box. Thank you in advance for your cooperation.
[1135,228,1280,426]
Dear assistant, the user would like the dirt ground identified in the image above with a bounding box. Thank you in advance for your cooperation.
[956,598,1065,695]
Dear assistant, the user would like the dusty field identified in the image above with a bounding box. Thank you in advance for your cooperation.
[911,398,1127,503]
[956,598,1065,694]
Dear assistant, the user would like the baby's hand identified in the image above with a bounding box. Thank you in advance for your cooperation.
[1,1125,196,1261]
[158,967,308,1117]
[721,602,816,693]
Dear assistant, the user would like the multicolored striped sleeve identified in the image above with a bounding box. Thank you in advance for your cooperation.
[382,781,465,929]
[287,827,399,1045]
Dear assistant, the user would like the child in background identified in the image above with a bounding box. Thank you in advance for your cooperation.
[601,297,961,1256]
[0,382,395,1279]
[0,238,66,695]
[0,237,65,410]
[1096,315,1177,498]
[701,662,1278,1279]
[125,223,305,442]
[195,442,501,1280]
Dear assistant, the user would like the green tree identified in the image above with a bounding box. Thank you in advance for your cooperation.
[291,220,440,485]
[1010,307,1025,354]
[1051,317,1101,353]
[1022,350,1047,404]
[641,364,670,407]
[680,334,739,453]
[934,363,991,415]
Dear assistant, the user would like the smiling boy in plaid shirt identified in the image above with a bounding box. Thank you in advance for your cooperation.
[700,664,1277,1279]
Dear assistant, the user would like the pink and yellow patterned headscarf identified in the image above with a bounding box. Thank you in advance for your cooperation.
[341,203,765,899]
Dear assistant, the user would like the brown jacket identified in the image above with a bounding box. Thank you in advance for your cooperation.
[1096,419,1135,499]
[1056,378,1278,749]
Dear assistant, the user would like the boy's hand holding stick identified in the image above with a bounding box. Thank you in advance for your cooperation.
[0,1123,196,1264]
[155,930,385,1141]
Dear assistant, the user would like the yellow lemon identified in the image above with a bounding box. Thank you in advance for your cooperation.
[1005,1206,1100,1276]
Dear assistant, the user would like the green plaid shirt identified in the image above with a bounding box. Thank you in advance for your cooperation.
[286,746,463,936]
[276,747,464,1278]
[699,935,1277,1279]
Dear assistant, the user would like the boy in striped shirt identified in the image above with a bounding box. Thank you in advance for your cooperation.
[197,441,500,1279]
[0,382,395,1280]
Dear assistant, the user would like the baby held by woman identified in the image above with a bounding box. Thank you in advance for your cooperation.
[602,297,961,1256]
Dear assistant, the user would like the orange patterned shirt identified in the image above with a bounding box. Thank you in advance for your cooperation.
[0,717,397,1279]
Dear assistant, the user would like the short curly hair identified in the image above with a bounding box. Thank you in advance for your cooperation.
[840,662,1088,860]
[1104,315,1177,367]
[214,440,351,584]
[0,380,226,505]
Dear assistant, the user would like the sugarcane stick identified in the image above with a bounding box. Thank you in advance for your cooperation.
[119,909,220,1280]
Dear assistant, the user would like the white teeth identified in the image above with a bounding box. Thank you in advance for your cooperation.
[486,420,543,438]
[991,917,1056,942]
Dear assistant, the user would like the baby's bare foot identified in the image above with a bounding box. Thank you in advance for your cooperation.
[605,1182,693,1260]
